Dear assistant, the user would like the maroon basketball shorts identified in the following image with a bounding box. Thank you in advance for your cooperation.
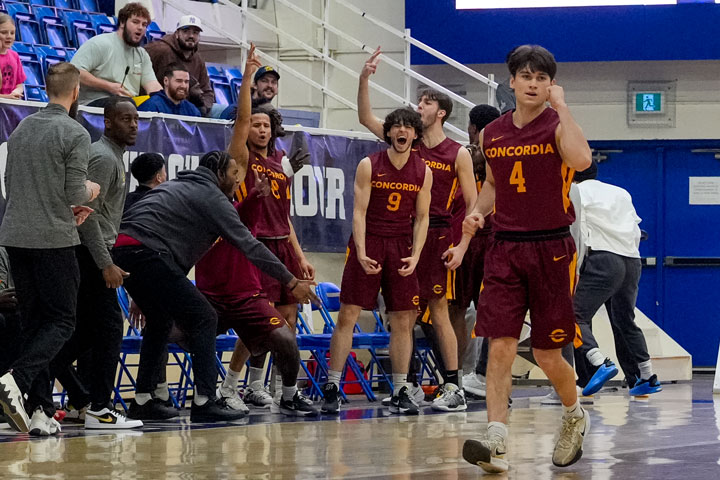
[417,226,452,301]
[452,232,490,310]
[475,231,578,350]
[258,237,303,305]
[207,293,287,357]
[339,234,420,313]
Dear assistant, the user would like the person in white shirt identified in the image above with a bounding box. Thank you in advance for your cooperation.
[572,161,662,397]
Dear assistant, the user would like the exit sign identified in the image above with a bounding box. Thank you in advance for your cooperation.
[635,92,663,113]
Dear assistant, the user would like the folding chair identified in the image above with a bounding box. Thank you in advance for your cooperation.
[295,305,334,400]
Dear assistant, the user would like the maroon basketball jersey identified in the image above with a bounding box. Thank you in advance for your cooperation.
[366,149,426,237]
[236,149,291,238]
[196,202,263,300]
[417,137,462,221]
[483,108,575,232]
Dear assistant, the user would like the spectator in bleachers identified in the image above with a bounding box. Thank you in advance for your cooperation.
[144,15,215,117]
[72,2,161,107]
[125,153,167,210]
[219,66,279,120]
[138,64,202,117]
[0,14,26,100]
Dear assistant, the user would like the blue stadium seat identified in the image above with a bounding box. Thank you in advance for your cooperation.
[24,85,49,102]
[21,59,44,87]
[28,0,49,6]
[11,42,37,60]
[17,17,43,44]
[52,0,74,9]
[224,66,243,102]
[5,2,30,18]
[76,0,98,12]
[210,75,232,106]
[35,45,66,76]
[75,23,94,44]
[206,63,224,77]
[42,17,70,48]
[146,28,163,43]
[60,10,91,47]
[88,12,113,33]
[32,5,58,21]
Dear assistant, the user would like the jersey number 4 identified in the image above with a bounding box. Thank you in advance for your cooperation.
[387,192,401,211]
[510,161,527,193]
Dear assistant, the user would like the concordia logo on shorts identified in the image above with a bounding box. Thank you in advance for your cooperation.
[269,317,282,325]
[412,295,419,306]
[549,329,568,343]
[432,285,443,294]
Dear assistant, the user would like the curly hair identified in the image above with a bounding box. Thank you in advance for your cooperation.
[249,107,278,156]
[118,2,151,25]
[382,107,423,146]
[199,150,232,178]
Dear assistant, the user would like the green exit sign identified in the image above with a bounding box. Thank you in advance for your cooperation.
[635,92,663,113]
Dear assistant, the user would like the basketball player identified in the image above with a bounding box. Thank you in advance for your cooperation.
[321,107,432,415]
[358,48,476,411]
[459,45,592,472]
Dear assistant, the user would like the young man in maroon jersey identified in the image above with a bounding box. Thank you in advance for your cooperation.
[456,45,592,473]
[358,48,477,412]
[320,107,432,415]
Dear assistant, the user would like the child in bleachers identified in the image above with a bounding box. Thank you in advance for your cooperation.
[0,14,26,100]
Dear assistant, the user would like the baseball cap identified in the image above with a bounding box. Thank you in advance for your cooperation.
[177,15,203,31]
[254,66,280,84]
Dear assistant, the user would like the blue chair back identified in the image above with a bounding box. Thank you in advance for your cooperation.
[22,60,44,86]
[6,2,30,18]
[210,77,232,106]
[24,85,48,102]
[77,0,98,12]
[18,19,42,44]
[53,0,74,9]
[44,22,69,48]
[317,282,341,312]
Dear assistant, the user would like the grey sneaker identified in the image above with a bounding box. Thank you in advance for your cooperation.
[431,383,467,412]
[382,384,424,406]
[244,384,273,408]
[462,372,486,398]
[216,386,249,414]
[463,436,509,473]
[389,386,419,415]
[552,408,590,467]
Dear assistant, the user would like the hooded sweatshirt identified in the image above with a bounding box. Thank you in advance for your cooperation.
[144,34,214,115]
[118,166,294,284]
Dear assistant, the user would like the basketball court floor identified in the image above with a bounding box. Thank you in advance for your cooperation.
[0,375,717,479]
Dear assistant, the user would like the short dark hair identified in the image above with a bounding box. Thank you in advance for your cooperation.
[507,44,557,80]
[382,107,423,145]
[417,88,453,124]
[104,96,136,119]
[118,2,151,25]
[574,159,598,183]
[162,63,188,79]
[249,107,278,156]
[45,62,80,98]
[199,150,232,178]
[131,153,165,184]
[469,104,501,131]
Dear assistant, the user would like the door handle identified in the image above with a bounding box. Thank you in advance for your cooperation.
[664,257,720,267]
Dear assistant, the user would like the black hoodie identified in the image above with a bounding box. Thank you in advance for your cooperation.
[119,166,294,284]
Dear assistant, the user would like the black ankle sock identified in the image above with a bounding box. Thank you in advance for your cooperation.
[445,370,459,387]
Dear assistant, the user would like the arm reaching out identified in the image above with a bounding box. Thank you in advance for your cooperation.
[357,47,385,140]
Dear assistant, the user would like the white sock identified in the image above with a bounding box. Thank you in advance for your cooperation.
[193,394,209,406]
[638,360,653,380]
[586,348,606,367]
[563,400,583,419]
[135,393,152,406]
[327,370,342,388]
[392,373,408,395]
[248,367,264,387]
[487,421,508,441]
[153,382,169,401]
[222,368,242,391]
[282,385,298,401]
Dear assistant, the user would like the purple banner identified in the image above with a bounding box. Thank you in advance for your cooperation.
[0,102,383,253]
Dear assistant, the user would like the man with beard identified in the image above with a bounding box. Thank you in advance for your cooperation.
[71,3,161,107]
[320,108,432,415]
[138,64,202,116]
[219,66,280,120]
[0,63,101,436]
[50,97,144,430]
[145,15,214,116]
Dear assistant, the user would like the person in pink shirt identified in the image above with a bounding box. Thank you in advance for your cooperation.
[0,14,26,100]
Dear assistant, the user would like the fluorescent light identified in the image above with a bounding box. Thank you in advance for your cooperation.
[457,1,678,9]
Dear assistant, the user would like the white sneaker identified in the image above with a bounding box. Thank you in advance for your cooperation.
[0,372,30,433]
[382,384,424,406]
[85,407,144,430]
[29,408,61,437]
[431,384,467,412]
[552,407,590,467]
[63,403,89,423]
[463,372,486,398]
[244,384,273,408]
[216,386,250,414]
[463,436,508,473]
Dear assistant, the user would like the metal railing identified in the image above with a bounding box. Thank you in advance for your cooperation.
[160,0,498,140]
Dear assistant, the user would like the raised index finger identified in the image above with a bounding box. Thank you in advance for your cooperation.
[369,46,382,63]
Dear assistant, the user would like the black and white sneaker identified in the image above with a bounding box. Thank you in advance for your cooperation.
[431,384,467,412]
[280,392,319,417]
[0,372,29,433]
[29,407,61,437]
[190,398,246,423]
[389,386,419,415]
[320,383,340,414]
[85,407,144,429]
[127,399,179,421]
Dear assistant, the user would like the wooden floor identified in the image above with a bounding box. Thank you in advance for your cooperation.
[1,376,719,479]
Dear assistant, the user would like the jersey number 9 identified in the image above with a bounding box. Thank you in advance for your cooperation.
[387,192,401,211]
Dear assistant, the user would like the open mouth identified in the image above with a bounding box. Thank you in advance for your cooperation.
[396,136,408,147]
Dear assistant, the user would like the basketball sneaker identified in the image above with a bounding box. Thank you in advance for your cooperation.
[280,391,319,417]
[190,398,246,423]
[127,399,179,420]
[320,383,340,414]
[582,358,618,396]
[462,372,486,398]
[389,386,419,415]
[381,383,424,406]
[431,383,467,412]
[216,386,250,414]
[552,407,590,467]
[63,403,89,423]
[0,372,29,433]
[29,408,61,437]
[85,407,144,429]
[244,383,273,408]
[462,436,508,473]
[629,374,662,396]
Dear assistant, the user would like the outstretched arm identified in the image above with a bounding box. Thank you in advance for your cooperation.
[357,47,385,140]
[228,43,262,184]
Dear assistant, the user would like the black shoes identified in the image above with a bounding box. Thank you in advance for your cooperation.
[320,383,340,414]
[128,398,179,421]
[190,398,246,423]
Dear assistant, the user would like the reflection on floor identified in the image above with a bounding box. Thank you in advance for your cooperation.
[1,375,719,479]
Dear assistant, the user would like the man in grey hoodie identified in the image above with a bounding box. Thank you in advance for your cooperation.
[113,150,317,423]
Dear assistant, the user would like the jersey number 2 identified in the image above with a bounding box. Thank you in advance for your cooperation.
[387,192,401,211]
[510,161,527,193]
